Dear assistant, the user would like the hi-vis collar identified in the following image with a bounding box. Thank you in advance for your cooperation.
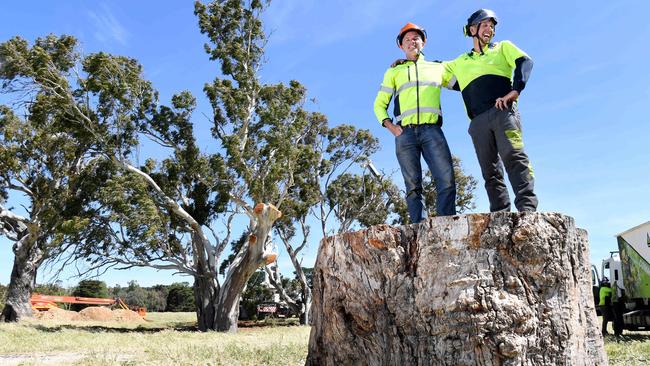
[467,42,496,56]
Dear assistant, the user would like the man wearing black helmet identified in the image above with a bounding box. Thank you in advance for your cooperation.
[373,23,457,223]
[444,9,538,212]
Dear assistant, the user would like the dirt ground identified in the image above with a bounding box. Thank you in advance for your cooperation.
[34,306,144,323]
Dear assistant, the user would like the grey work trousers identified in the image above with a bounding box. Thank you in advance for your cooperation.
[468,106,538,212]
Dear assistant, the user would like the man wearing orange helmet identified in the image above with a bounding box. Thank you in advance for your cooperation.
[373,23,457,223]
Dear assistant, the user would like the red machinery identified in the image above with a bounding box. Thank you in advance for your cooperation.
[30,294,146,317]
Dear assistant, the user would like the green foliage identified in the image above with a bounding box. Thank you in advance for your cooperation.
[240,270,273,320]
[297,267,313,290]
[144,285,169,312]
[0,34,161,299]
[0,37,90,244]
[326,173,393,231]
[122,281,148,308]
[73,280,109,298]
[33,283,67,296]
[111,283,168,312]
[165,282,195,312]
[0,284,6,311]
[423,156,478,216]
[71,280,109,311]
[219,231,248,275]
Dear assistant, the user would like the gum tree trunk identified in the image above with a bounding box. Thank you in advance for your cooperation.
[307,212,607,365]
[1,233,44,322]
[193,265,219,332]
[215,203,281,332]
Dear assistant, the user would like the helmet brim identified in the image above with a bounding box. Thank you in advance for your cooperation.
[397,29,427,47]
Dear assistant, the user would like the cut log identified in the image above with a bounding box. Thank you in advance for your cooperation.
[307,213,606,366]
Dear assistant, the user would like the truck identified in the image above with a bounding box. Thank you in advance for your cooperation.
[598,221,650,332]
[255,302,292,319]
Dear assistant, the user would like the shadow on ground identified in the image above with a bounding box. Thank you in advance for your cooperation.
[606,333,650,343]
[32,323,197,333]
[30,318,301,333]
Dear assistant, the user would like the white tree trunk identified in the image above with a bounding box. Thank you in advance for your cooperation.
[264,264,302,316]
[307,213,607,365]
[291,257,312,325]
[216,203,281,332]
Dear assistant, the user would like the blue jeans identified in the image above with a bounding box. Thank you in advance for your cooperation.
[395,124,456,223]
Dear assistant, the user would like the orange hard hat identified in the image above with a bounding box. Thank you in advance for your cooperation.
[396,22,427,47]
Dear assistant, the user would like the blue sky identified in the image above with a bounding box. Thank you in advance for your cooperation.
[2,1,649,287]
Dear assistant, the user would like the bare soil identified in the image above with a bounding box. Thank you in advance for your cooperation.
[34,306,144,323]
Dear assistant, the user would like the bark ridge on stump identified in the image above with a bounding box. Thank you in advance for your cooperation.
[307,212,607,366]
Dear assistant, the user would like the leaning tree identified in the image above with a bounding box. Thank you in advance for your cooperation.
[0,35,115,321]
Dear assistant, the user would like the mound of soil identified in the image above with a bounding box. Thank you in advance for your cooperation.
[111,309,145,323]
[34,306,144,323]
[33,307,81,321]
[79,306,113,321]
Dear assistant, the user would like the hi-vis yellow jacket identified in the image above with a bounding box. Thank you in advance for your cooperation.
[374,54,455,127]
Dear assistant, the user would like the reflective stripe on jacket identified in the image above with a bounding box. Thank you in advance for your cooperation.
[374,55,454,126]
[599,286,613,306]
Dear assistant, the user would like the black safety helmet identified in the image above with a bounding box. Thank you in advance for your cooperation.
[464,9,498,37]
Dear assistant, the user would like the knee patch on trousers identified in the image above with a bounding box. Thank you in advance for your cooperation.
[528,162,535,178]
[505,129,524,150]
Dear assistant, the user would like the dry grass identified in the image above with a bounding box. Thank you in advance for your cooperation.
[605,334,650,366]
[0,312,310,365]
[2,312,650,365]
[601,317,650,366]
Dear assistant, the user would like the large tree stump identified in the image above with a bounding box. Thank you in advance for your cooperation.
[307,213,606,365]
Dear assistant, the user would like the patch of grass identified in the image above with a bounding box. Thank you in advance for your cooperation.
[605,334,650,365]
[5,312,650,365]
[0,312,310,365]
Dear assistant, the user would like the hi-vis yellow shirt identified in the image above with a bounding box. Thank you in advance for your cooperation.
[374,54,455,127]
[443,40,532,119]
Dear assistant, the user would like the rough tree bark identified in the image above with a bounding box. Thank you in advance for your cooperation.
[0,232,44,322]
[307,212,606,366]
[193,233,219,332]
[0,206,44,322]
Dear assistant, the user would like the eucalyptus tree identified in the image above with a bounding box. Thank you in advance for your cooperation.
[0,35,113,321]
[422,156,478,216]
[326,173,397,232]
[80,0,353,332]
[78,50,322,331]
[261,122,381,324]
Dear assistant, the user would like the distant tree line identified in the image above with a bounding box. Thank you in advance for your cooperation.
[0,270,312,315]
[0,284,6,311]
[0,280,194,313]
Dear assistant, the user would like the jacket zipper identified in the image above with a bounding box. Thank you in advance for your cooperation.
[414,60,420,125]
